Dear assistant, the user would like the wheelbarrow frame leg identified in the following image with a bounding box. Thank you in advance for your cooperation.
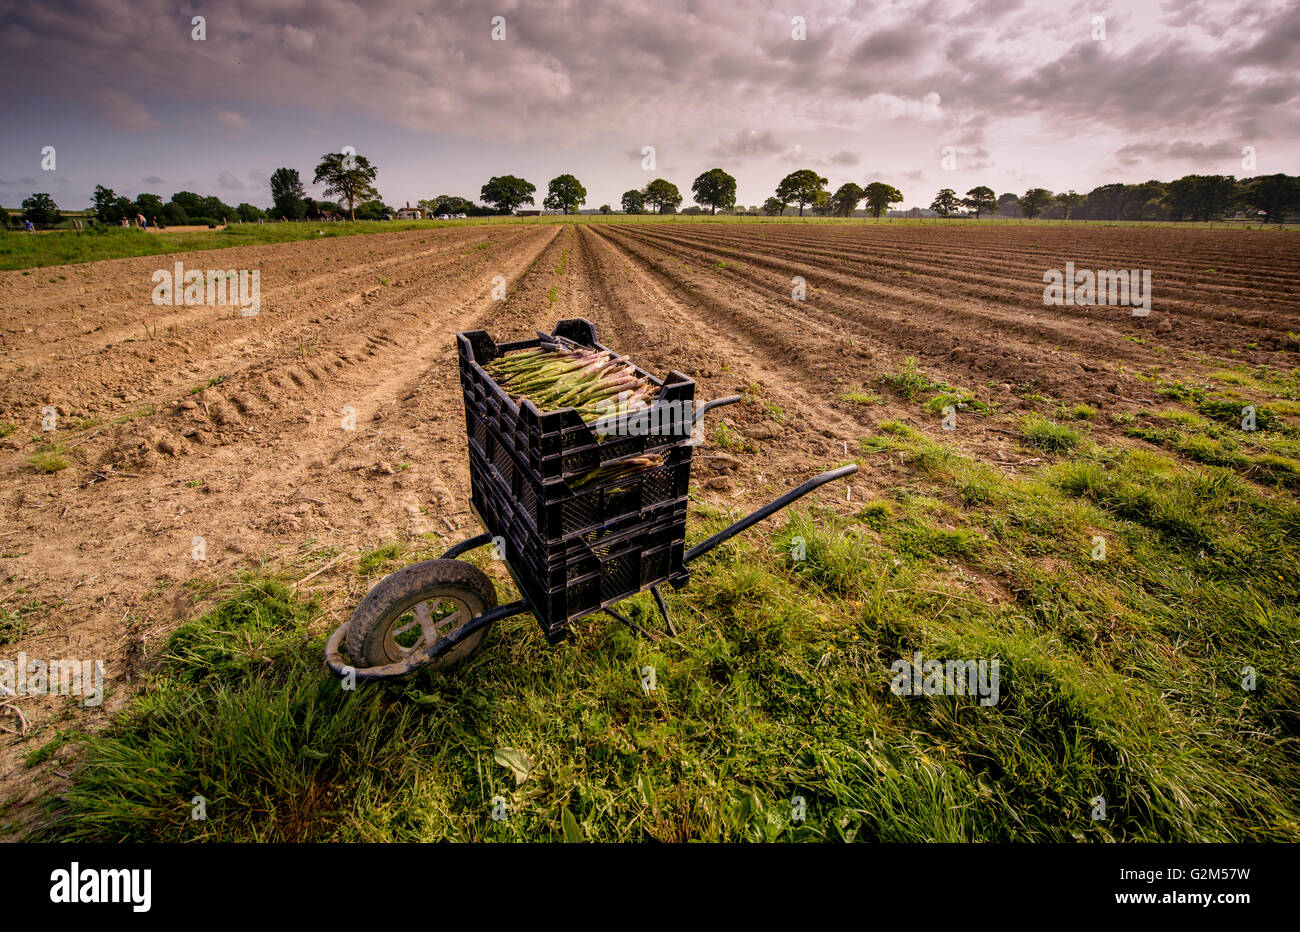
[650,585,676,637]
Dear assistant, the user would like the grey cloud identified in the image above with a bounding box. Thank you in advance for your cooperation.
[216,171,244,189]
[1114,139,1241,166]
[711,130,786,160]
[851,27,924,64]
[141,175,164,184]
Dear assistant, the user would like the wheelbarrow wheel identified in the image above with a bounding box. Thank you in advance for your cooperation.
[345,559,497,673]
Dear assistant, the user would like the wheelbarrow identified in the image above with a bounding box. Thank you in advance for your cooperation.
[324,460,857,681]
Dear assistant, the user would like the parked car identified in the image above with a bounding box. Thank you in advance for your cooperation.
[437,214,450,221]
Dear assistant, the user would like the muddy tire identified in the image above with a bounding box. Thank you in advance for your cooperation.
[344,559,497,673]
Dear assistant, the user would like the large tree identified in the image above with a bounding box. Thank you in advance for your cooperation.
[1056,190,1084,220]
[643,178,683,214]
[762,196,786,216]
[930,188,960,217]
[480,175,536,214]
[1164,174,1237,221]
[776,169,829,216]
[1019,188,1054,220]
[863,181,904,218]
[92,185,128,224]
[313,152,380,221]
[543,174,587,214]
[134,193,165,220]
[21,193,60,227]
[962,186,997,219]
[997,192,1021,218]
[691,168,737,214]
[270,167,307,219]
[830,183,865,217]
[1240,174,1300,224]
[621,189,646,214]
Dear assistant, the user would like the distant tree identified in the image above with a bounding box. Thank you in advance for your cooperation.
[1164,174,1237,222]
[92,185,129,224]
[776,170,829,216]
[353,199,391,220]
[1078,183,1126,221]
[762,196,786,216]
[134,193,165,220]
[21,193,60,227]
[270,167,307,219]
[691,168,737,214]
[235,203,267,222]
[961,186,997,219]
[599,204,611,214]
[480,175,536,214]
[930,187,960,217]
[420,195,475,216]
[621,189,646,214]
[1240,174,1300,224]
[996,192,1021,218]
[543,174,587,214]
[829,183,865,217]
[161,201,188,226]
[681,205,705,214]
[1123,181,1168,221]
[199,196,236,222]
[313,152,380,221]
[643,178,682,214]
[1019,188,1054,220]
[1056,190,1084,220]
[170,191,207,217]
[863,182,904,218]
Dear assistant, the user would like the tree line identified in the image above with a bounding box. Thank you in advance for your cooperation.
[922,175,1299,223]
[7,153,1299,229]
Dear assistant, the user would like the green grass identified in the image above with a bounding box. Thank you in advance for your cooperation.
[28,426,1300,842]
[1020,415,1082,454]
[0,219,502,270]
[712,421,753,453]
[882,358,988,414]
[840,387,881,405]
[28,443,70,473]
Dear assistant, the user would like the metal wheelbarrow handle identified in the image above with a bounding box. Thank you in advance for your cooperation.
[684,463,858,564]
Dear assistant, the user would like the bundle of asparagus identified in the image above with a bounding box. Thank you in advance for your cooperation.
[486,342,657,425]
[569,453,664,489]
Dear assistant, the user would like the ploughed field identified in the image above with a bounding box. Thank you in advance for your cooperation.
[2,220,1298,840]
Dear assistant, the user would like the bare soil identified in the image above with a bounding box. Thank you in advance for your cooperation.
[2,220,1297,825]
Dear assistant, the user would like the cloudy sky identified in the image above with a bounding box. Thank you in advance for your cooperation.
[2,0,1296,211]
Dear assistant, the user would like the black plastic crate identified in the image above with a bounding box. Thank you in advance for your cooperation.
[467,431,690,543]
[458,319,696,637]
[472,497,687,642]
[458,319,697,482]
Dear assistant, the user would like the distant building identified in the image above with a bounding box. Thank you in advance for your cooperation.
[395,202,426,220]
[516,209,542,217]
